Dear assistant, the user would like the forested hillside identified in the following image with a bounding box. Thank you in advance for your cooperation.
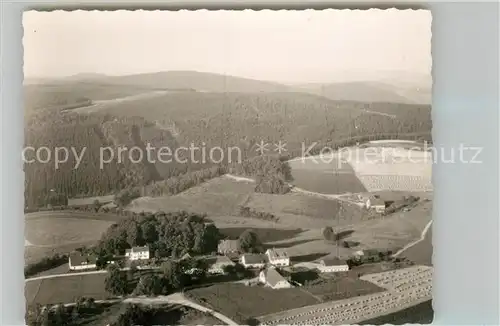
[23,75,432,208]
[93,91,432,157]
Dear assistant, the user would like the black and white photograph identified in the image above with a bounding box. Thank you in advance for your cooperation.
[23,9,433,325]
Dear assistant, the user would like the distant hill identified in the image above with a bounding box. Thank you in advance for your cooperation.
[296,81,429,105]
[63,73,109,81]
[375,71,432,104]
[64,70,296,94]
[25,70,432,106]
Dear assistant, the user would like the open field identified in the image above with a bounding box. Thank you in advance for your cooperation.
[303,276,385,301]
[25,273,111,306]
[129,176,345,229]
[25,217,114,246]
[288,156,366,194]
[247,192,341,220]
[398,226,433,266]
[128,177,255,217]
[345,197,432,253]
[257,265,433,325]
[24,211,126,264]
[25,241,98,266]
[341,145,433,192]
[25,211,125,222]
[184,283,320,324]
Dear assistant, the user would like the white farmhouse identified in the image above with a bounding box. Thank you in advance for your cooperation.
[69,251,97,271]
[364,195,386,213]
[265,248,290,267]
[318,258,349,273]
[259,267,292,289]
[125,246,150,261]
[240,253,266,269]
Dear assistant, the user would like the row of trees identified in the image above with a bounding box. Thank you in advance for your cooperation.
[238,206,279,223]
[144,165,227,197]
[24,253,68,278]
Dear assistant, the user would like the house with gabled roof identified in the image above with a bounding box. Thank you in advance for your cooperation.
[69,251,97,271]
[217,239,240,255]
[259,267,292,289]
[318,257,349,273]
[240,253,266,269]
[265,248,290,267]
[363,194,387,213]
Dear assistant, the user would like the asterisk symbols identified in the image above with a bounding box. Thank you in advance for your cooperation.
[255,140,269,155]
[274,141,287,154]
[255,140,287,155]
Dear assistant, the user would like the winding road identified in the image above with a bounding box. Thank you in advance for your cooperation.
[124,293,239,325]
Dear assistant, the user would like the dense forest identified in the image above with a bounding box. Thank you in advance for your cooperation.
[24,85,432,207]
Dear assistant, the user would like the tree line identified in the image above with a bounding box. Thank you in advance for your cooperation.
[24,253,68,278]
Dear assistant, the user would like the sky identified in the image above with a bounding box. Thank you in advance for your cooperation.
[23,9,432,84]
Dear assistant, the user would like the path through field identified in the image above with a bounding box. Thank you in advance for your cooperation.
[124,293,239,325]
[392,220,433,258]
[362,109,396,119]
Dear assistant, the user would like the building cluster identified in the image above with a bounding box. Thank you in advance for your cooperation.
[68,239,353,291]
[69,245,151,271]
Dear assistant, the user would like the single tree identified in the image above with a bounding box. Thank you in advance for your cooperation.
[135,274,163,296]
[105,264,128,296]
[322,226,335,242]
[222,264,236,275]
[161,260,185,290]
[238,229,262,253]
[92,199,101,213]
[128,262,138,281]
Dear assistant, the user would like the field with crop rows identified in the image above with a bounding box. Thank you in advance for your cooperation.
[341,146,433,192]
[304,276,385,301]
[258,265,433,325]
